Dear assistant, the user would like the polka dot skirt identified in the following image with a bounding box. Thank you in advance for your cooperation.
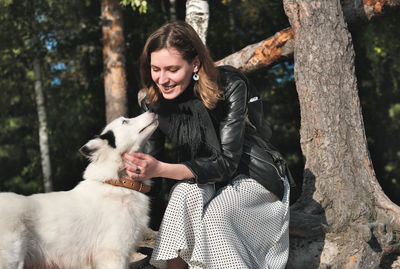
[150,175,290,269]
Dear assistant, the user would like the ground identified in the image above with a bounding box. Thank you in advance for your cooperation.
[129,228,158,269]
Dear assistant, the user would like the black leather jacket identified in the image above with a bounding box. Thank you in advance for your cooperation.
[141,66,288,199]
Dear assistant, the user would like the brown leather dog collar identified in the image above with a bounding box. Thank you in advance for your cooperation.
[105,178,151,193]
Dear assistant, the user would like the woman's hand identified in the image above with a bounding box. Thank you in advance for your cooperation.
[122,152,161,181]
[123,152,195,181]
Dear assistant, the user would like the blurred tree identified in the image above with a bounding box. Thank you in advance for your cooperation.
[33,56,53,192]
[29,2,54,192]
[0,0,53,193]
[101,0,128,123]
[0,0,105,193]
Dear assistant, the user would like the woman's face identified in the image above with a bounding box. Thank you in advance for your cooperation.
[150,47,199,100]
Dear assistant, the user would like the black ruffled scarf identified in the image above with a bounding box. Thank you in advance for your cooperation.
[150,84,220,163]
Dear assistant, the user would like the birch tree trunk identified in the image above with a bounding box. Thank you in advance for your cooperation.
[101,0,128,123]
[282,0,400,267]
[33,57,53,193]
[185,0,209,45]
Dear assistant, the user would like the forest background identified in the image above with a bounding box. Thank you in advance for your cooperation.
[1,0,399,209]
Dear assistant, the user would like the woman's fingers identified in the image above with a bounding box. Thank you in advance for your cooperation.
[122,157,146,180]
[123,161,136,172]
[122,152,158,180]
[123,153,146,167]
[130,152,148,160]
[126,169,135,179]
[124,162,143,180]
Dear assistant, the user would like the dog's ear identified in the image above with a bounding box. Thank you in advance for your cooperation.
[79,138,104,158]
[79,130,116,158]
[99,130,116,148]
[79,145,94,158]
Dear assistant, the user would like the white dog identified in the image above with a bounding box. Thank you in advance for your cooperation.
[0,111,158,269]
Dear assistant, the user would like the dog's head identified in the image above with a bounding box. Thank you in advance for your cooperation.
[79,111,158,161]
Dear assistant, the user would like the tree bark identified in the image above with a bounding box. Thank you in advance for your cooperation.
[283,0,400,268]
[33,57,53,193]
[216,0,400,72]
[101,0,128,123]
[185,0,209,45]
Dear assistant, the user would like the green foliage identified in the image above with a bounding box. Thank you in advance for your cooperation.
[120,0,147,13]
[0,0,105,193]
[208,0,289,58]
[0,0,12,7]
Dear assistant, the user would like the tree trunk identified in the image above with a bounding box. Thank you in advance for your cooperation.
[227,0,235,53]
[170,0,177,21]
[101,0,128,123]
[217,0,400,73]
[160,0,169,22]
[33,57,53,193]
[185,0,209,45]
[283,0,400,268]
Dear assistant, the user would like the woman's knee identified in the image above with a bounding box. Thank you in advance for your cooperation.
[171,182,198,199]
[170,182,214,205]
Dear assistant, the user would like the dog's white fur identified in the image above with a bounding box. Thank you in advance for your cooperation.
[0,112,158,269]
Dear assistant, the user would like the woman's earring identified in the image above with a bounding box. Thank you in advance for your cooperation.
[193,72,199,81]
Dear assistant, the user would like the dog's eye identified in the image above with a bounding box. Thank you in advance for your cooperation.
[122,119,129,125]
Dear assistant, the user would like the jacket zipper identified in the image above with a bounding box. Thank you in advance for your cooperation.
[242,149,285,182]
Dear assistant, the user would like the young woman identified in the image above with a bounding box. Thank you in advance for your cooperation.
[123,21,292,269]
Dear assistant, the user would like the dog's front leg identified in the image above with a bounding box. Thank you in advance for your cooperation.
[0,229,27,269]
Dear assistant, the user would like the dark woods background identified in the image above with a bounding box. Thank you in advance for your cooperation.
[1,1,399,206]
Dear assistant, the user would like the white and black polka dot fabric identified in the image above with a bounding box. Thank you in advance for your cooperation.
[150,175,290,269]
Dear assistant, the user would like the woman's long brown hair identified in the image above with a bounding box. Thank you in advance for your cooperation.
[139,21,223,109]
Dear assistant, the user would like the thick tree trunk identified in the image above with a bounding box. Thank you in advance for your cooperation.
[33,57,53,193]
[217,0,400,72]
[283,0,400,268]
[185,0,209,44]
[101,0,128,123]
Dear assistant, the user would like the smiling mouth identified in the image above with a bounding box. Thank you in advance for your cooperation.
[162,85,176,91]
[139,118,158,134]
